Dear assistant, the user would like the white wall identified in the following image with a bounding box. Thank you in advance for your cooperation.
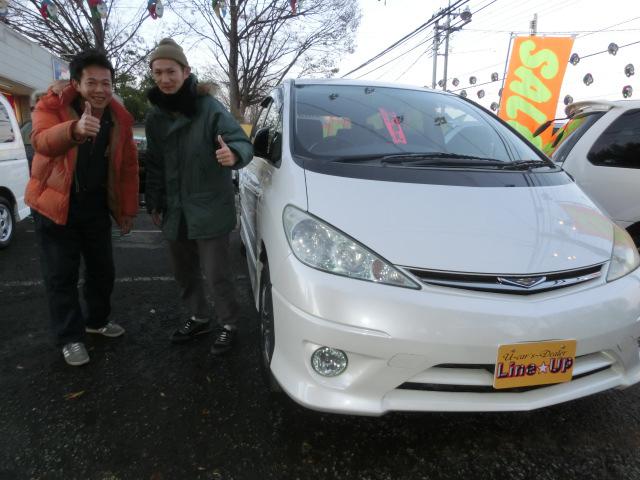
[0,22,57,93]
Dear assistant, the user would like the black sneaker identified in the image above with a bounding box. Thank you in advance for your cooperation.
[210,327,237,355]
[170,317,212,344]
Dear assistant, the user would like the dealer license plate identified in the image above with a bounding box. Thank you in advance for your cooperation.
[493,340,577,389]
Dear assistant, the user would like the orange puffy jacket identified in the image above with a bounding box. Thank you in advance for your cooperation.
[25,85,139,226]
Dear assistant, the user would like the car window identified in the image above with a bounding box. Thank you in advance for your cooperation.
[292,84,542,163]
[587,109,640,168]
[0,102,16,143]
[263,89,282,146]
[549,112,604,163]
[252,100,272,140]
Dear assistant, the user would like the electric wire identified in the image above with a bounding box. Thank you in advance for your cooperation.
[341,0,470,78]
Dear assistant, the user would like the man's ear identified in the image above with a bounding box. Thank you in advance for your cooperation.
[184,66,192,77]
[71,79,81,92]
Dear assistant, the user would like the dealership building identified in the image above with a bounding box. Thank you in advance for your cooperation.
[0,22,68,125]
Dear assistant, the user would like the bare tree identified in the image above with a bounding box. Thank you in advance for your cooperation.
[173,0,361,121]
[6,0,164,79]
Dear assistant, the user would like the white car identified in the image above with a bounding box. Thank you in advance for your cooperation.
[239,79,640,416]
[0,93,30,249]
[550,100,640,245]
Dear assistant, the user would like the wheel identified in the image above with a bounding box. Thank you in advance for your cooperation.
[258,263,282,393]
[0,196,14,249]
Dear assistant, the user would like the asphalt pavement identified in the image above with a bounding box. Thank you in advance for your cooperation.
[2,211,640,480]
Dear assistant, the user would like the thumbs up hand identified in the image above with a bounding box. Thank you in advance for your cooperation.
[73,101,101,140]
[215,135,238,167]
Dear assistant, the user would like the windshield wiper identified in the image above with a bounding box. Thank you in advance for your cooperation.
[498,159,555,170]
[379,152,509,167]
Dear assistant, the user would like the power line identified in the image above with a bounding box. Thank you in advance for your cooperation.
[341,0,470,78]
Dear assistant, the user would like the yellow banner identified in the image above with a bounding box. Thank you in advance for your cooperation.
[498,36,574,153]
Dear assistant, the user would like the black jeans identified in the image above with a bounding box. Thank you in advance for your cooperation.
[34,194,114,347]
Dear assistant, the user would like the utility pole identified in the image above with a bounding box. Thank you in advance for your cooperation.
[530,13,538,35]
[431,3,472,90]
[432,20,440,88]
[442,10,452,91]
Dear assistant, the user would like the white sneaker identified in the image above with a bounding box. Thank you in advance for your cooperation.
[62,342,90,366]
[86,321,125,338]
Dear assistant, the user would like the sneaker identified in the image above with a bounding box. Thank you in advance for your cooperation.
[170,317,212,344]
[210,326,237,355]
[62,342,90,366]
[86,321,125,338]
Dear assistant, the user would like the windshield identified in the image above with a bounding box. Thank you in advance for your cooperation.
[292,84,544,165]
[548,112,604,163]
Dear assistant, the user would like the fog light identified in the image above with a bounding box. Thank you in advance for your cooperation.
[311,347,348,377]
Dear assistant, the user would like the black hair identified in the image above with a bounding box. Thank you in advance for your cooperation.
[69,49,115,82]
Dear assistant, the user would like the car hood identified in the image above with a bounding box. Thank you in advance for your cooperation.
[304,171,614,274]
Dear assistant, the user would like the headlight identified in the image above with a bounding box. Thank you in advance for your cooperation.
[283,206,420,289]
[607,224,640,282]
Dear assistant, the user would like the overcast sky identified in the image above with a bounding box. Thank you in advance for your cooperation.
[336,0,640,115]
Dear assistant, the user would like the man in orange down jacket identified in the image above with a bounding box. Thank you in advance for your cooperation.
[25,50,138,367]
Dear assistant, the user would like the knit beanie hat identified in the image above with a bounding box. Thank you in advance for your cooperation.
[149,38,189,68]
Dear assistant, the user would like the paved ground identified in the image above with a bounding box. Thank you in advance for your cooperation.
[2,212,640,480]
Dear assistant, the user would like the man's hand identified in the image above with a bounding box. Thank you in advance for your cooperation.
[150,209,162,227]
[73,101,100,140]
[215,135,238,167]
[120,216,133,235]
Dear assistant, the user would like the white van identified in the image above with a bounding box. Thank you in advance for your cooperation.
[240,79,640,416]
[0,93,30,248]
[549,100,640,246]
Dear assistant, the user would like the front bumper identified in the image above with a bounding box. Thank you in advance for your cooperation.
[269,257,640,416]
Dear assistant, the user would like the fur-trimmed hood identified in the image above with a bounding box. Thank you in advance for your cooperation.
[147,75,218,117]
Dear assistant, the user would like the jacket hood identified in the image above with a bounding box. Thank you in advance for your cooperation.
[147,75,219,117]
[304,170,614,274]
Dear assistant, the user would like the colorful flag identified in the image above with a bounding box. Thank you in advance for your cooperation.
[498,36,574,152]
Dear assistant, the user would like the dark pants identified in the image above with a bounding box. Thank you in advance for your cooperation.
[34,195,114,347]
[168,232,238,327]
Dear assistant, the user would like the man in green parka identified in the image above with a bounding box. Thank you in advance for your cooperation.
[144,38,253,354]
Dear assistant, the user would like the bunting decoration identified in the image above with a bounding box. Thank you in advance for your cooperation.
[147,0,163,19]
[583,73,593,86]
[607,43,618,55]
[0,0,8,20]
[564,95,573,106]
[625,64,634,77]
[87,0,106,18]
[623,85,633,98]
[213,0,226,17]
[40,0,58,20]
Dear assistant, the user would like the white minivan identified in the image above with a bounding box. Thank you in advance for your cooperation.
[239,79,640,416]
[0,93,30,249]
[549,100,640,246]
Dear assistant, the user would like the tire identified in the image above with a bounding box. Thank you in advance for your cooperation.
[0,196,14,249]
[258,263,282,393]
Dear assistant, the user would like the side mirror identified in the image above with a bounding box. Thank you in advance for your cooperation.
[253,127,270,158]
[252,126,282,163]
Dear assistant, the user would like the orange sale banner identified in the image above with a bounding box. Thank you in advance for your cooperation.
[498,36,574,152]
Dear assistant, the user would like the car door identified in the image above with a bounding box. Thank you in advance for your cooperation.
[240,88,283,292]
[564,108,640,225]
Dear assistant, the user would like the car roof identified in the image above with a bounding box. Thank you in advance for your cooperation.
[565,99,640,117]
[289,78,452,96]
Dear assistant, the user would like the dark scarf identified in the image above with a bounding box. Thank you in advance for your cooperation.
[147,74,199,117]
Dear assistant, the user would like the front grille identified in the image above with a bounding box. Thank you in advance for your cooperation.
[397,352,614,393]
[405,263,604,294]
